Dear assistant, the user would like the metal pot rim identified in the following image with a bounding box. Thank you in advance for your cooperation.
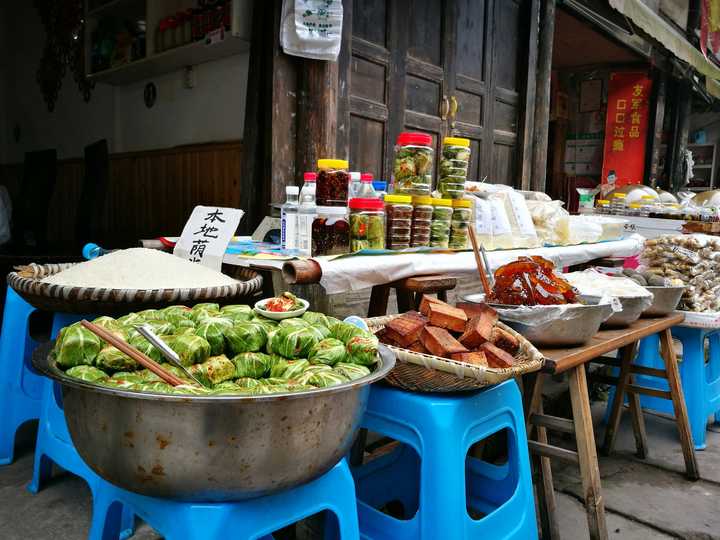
[33,343,395,404]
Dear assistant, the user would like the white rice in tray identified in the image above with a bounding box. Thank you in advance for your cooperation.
[41,248,239,290]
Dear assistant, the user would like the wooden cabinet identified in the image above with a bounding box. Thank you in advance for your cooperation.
[688,143,717,191]
[339,0,527,186]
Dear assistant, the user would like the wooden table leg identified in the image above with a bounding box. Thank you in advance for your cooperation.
[602,343,636,456]
[569,365,608,540]
[367,284,390,317]
[523,373,560,539]
[627,373,648,459]
[660,329,700,480]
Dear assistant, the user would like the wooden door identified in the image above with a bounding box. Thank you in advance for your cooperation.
[339,0,528,187]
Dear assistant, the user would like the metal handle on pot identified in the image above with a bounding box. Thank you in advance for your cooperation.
[135,324,209,388]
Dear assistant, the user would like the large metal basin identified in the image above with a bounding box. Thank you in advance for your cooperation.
[580,294,649,328]
[642,286,685,317]
[461,294,612,347]
[33,345,395,502]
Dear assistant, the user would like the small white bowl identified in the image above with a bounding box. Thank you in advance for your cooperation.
[253,298,310,320]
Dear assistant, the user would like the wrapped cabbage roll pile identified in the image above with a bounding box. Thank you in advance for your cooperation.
[52,304,378,397]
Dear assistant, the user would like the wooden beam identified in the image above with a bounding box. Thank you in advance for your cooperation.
[625,385,671,400]
[670,80,692,193]
[530,0,556,193]
[530,413,575,434]
[519,0,541,190]
[647,70,667,188]
[528,440,579,463]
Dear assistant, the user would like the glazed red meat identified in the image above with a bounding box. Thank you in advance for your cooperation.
[490,256,577,306]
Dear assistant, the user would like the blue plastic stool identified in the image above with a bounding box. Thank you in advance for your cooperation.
[29,312,134,538]
[623,327,720,450]
[352,381,537,540]
[0,288,44,464]
[89,459,360,540]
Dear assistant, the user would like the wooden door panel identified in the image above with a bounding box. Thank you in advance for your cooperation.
[351,56,387,104]
[350,115,385,178]
[406,75,442,117]
[352,0,387,47]
[455,0,487,83]
[493,143,517,185]
[408,1,444,66]
[493,0,521,92]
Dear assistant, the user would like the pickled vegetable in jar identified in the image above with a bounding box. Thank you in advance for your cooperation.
[349,198,386,252]
[392,132,434,195]
[316,159,350,207]
[385,194,413,250]
[449,199,472,249]
[438,137,471,199]
[430,198,452,248]
[312,206,350,256]
[411,196,433,247]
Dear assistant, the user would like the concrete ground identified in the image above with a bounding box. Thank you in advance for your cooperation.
[2,402,719,539]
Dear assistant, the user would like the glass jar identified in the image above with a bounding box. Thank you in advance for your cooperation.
[349,198,385,251]
[610,192,627,215]
[449,199,472,249]
[316,159,350,207]
[165,17,177,50]
[595,199,609,214]
[312,206,350,256]
[392,132,434,195]
[430,198,453,248]
[411,196,433,247]
[174,12,185,46]
[385,194,413,250]
[438,137,471,199]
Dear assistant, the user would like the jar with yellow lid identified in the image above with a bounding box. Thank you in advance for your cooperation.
[430,198,453,248]
[385,194,413,250]
[439,136,471,199]
[316,158,350,206]
[411,195,433,247]
[595,199,610,214]
[449,199,472,249]
[610,192,627,214]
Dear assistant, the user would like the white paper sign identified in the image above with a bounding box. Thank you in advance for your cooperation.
[174,206,243,271]
[507,191,538,237]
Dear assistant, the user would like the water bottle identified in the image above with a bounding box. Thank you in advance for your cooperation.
[348,171,362,198]
[281,185,299,253]
[357,172,377,198]
[372,180,388,199]
[297,172,317,257]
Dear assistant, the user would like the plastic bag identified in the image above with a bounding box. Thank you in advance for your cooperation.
[280,0,343,61]
[526,200,568,246]
[557,215,603,245]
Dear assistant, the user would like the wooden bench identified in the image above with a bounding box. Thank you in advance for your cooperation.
[525,314,698,540]
[367,274,457,317]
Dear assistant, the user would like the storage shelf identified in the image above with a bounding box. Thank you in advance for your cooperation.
[88,34,250,85]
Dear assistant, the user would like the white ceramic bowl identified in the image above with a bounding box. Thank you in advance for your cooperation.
[253,298,310,320]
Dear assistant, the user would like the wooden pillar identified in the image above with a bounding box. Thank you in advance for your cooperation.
[296,60,339,177]
[670,81,692,193]
[519,0,541,190]
[646,70,667,188]
[530,0,556,193]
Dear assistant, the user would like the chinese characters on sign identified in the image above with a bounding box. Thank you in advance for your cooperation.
[601,72,652,188]
[173,206,243,271]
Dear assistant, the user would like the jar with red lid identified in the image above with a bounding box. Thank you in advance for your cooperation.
[312,206,350,256]
[316,159,350,207]
[349,198,385,251]
[392,132,434,195]
[385,194,413,250]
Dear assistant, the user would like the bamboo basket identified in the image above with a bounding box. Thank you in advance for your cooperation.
[8,263,263,315]
[365,314,545,392]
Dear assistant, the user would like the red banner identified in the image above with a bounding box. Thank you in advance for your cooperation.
[601,72,652,188]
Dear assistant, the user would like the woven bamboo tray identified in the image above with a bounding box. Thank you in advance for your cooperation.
[365,314,545,392]
[8,263,264,315]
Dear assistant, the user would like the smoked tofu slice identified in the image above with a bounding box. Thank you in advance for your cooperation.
[450,351,488,366]
[407,341,430,354]
[385,311,428,347]
[480,342,515,369]
[459,313,496,348]
[426,303,468,333]
[490,327,520,355]
[419,295,449,316]
[420,326,468,358]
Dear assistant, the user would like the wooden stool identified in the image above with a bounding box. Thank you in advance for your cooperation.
[524,315,697,540]
[367,274,457,317]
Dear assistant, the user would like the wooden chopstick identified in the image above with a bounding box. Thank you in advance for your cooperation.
[80,320,185,386]
[468,226,492,298]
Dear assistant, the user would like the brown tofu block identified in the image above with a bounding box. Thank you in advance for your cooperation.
[459,311,497,348]
[456,302,495,319]
[375,328,400,347]
[450,351,488,366]
[419,295,449,316]
[420,326,468,358]
[385,311,428,347]
[480,342,515,369]
[427,303,468,333]
[491,327,519,356]
[407,340,429,354]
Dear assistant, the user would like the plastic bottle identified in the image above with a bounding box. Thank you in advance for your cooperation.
[297,173,317,257]
[349,171,362,198]
[356,173,377,198]
[372,180,388,199]
[281,185,299,253]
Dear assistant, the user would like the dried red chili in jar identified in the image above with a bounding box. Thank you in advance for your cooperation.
[316,159,350,207]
